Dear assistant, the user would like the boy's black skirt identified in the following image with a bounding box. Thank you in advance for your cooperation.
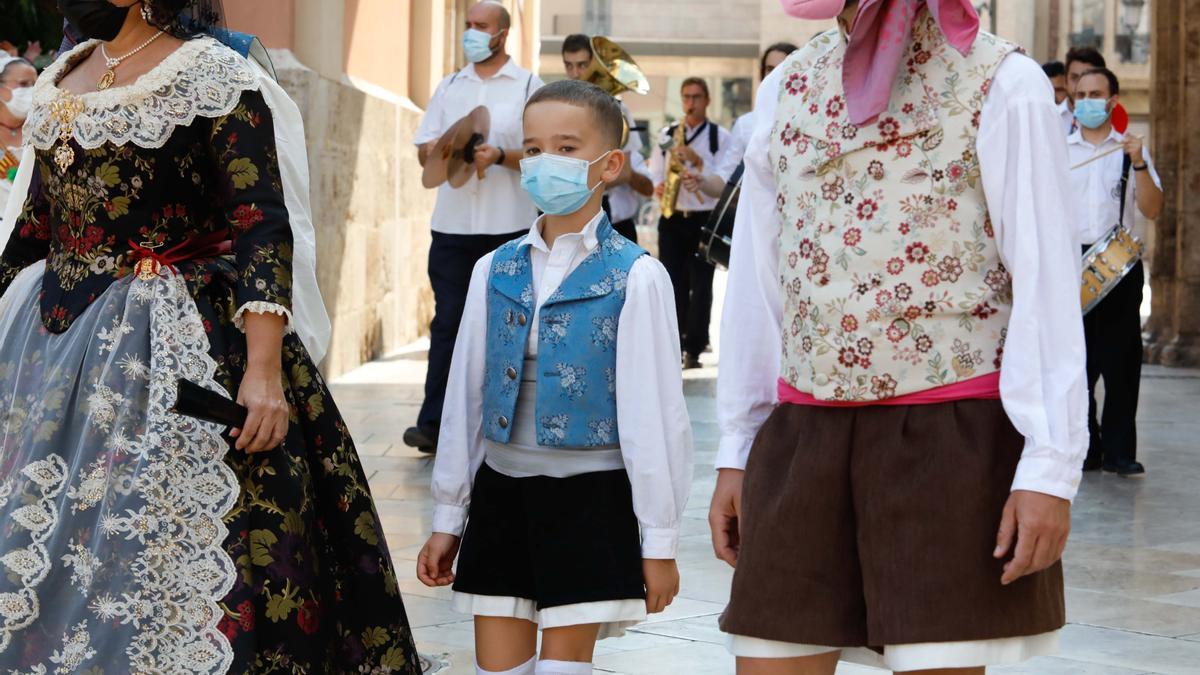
[453,463,646,609]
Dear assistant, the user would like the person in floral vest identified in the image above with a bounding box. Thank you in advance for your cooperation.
[418,79,693,675]
[709,1,1087,673]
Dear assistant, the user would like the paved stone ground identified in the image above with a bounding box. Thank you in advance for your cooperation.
[331,348,1200,675]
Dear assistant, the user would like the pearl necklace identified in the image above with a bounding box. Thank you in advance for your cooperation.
[97,30,166,91]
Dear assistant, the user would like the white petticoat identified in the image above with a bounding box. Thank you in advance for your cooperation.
[727,630,1060,670]
[452,592,646,640]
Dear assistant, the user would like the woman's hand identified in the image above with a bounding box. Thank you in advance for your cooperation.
[231,363,289,454]
[234,312,288,453]
[643,559,680,614]
[417,533,461,587]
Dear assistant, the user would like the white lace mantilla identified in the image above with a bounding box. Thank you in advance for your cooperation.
[25,36,260,151]
[0,264,239,673]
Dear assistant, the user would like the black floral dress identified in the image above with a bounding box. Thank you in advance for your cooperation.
[0,38,419,674]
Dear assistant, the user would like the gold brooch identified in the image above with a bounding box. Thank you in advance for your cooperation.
[49,93,85,174]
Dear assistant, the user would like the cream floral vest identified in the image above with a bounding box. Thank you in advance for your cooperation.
[769,11,1018,402]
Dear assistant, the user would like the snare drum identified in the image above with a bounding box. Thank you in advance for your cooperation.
[698,163,743,269]
[1081,226,1144,314]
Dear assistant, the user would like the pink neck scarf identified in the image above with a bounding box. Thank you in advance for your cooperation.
[780,0,981,125]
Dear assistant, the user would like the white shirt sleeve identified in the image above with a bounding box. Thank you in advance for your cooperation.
[649,129,667,186]
[715,69,785,471]
[716,114,752,182]
[616,256,694,558]
[430,253,495,535]
[977,53,1090,501]
[414,76,451,146]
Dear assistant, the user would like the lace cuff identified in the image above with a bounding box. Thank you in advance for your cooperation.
[233,301,294,333]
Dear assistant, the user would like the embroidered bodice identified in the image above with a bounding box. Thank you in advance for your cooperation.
[0,37,292,333]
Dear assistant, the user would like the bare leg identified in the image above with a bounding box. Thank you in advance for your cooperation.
[736,651,841,675]
[539,623,602,663]
[475,616,538,671]
[896,669,985,675]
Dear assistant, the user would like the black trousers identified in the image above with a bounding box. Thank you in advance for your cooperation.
[417,229,526,431]
[612,218,638,244]
[658,211,715,358]
[1083,260,1144,466]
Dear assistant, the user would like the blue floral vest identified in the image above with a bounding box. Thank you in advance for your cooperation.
[483,217,647,448]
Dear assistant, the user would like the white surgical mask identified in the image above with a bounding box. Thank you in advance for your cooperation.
[4,86,33,120]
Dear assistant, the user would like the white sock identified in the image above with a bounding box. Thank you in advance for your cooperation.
[534,660,593,675]
[477,656,535,675]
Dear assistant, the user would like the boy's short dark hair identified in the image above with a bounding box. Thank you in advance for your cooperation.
[1080,67,1120,96]
[1041,60,1065,79]
[1065,46,1106,71]
[562,33,593,57]
[526,79,625,149]
[681,76,710,98]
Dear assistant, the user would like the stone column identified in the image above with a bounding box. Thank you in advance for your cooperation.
[1144,0,1200,367]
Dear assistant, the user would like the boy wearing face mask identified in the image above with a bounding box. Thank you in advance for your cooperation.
[417,79,693,675]
[1068,67,1163,476]
[407,0,544,456]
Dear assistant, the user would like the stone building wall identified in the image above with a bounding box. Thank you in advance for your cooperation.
[271,50,436,378]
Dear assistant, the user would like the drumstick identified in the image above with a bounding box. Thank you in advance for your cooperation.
[1069,142,1132,171]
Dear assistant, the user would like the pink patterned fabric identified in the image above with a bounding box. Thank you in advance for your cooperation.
[779,0,981,125]
[848,0,980,123]
[777,372,1001,407]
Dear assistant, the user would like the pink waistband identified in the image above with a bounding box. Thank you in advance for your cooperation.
[777,371,1001,407]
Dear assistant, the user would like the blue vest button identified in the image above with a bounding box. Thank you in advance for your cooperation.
[505,367,517,380]
[517,313,528,326]
[498,416,510,429]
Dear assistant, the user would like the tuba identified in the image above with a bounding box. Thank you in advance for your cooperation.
[582,37,649,97]
[582,37,649,147]
[659,122,687,220]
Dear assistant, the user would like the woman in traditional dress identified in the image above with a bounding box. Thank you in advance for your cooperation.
[0,1,421,672]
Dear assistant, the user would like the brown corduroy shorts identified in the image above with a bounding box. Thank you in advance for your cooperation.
[719,399,1066,648]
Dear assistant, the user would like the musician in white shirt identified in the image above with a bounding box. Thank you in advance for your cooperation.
[649,77,733,368]
[407,1,545,454]
[1068,67,1163,476]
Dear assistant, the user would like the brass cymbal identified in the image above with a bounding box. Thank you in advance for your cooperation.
[422,106,492,189]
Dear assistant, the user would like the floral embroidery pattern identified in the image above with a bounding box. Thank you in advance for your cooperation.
[769,10,1016,401]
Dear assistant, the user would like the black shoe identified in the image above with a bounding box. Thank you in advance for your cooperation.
[1103,460,1145,477]
[1082,457,1103,472]
[403,426,438,454]
[683,354,702,370]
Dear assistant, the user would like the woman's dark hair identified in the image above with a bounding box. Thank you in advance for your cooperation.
[761,42,799,80]
[142,0,225,39]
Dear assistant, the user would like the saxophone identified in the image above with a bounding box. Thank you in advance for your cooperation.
[659,122,687,220]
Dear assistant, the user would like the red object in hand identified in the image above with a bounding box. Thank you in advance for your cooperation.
[1112,103,1129,134]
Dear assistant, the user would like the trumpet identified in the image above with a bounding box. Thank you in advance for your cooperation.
[659,122,687,220]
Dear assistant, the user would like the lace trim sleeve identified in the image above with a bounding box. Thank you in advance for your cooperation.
[232,301,294,334]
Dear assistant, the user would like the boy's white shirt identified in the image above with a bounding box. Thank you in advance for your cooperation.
[431,210,694,559]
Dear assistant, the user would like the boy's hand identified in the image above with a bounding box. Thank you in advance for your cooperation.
[643,559,680,614]
[417,533,461,587]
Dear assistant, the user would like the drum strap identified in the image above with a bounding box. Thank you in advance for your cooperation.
[1116,153,1133,231]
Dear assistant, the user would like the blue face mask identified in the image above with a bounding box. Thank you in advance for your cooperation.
[520,151,612,216]
[1074,98,1111,129]
[463,28,498,63]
